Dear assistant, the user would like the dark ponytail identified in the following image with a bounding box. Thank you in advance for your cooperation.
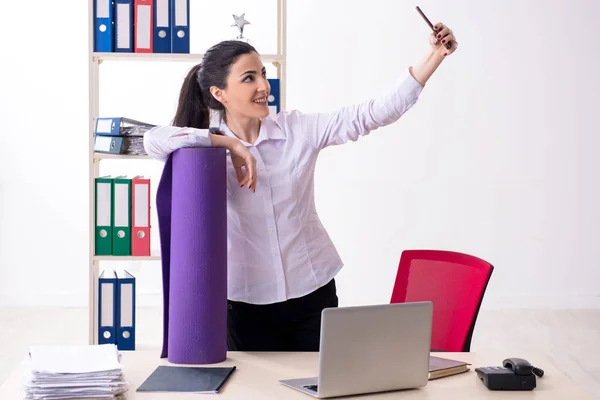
[172,63,207,129]
[172,40,259,129]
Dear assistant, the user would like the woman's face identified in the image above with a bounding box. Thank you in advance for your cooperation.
[217,52,271,119]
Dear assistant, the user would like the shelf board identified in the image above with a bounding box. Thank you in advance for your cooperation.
[93,255,161,261]
[94,153,152,160]
[93,52,284,64]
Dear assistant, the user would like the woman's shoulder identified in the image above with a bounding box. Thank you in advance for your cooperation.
[269,108,303,121]
[263,109,310,136]
[267,108,317,129]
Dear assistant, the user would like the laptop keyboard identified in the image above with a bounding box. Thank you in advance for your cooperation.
[303,384,318,392]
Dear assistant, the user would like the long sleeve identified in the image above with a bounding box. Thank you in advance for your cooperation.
[299,67,424,151]
[143,125,212,162]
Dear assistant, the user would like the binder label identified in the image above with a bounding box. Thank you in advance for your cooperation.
[97,0,110,18]
[96,119,113,134]
[101,283,114,328]
[137,5,152,49]
[97,183,111,226]
[157,0,169,26]
[175,0,187,26]
[120,283,134,327]
[134,184,149,227]
[116,4,132,49]
[114,184,130,227]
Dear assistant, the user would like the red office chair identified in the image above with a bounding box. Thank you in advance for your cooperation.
[390,249,493,352]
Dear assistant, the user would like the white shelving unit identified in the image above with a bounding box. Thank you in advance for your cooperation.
[87,0,287,345]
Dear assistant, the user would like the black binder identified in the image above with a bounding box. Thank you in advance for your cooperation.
[137,365,236,393]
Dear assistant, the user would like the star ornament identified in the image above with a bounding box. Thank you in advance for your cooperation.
[231,13,251,37]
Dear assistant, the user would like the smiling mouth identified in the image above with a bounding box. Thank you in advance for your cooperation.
[253,97,267,104]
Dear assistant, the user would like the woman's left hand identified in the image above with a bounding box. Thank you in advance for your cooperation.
[429,22,458,57]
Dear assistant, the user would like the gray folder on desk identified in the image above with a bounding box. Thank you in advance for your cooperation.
[137,365,236,393]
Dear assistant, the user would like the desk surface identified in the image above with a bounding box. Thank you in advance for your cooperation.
[0,350,593,399]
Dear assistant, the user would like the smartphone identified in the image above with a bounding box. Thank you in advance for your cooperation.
[415,6,452,50]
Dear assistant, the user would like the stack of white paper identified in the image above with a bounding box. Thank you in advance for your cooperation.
[22,344,129,400]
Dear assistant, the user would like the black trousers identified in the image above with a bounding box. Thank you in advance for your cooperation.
[227,279,338,351]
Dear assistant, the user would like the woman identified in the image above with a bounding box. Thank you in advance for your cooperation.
[144,23,458,352]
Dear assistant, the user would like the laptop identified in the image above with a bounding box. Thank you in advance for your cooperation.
[279,301,433,398]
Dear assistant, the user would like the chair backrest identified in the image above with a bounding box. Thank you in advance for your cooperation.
[390,249,493,352]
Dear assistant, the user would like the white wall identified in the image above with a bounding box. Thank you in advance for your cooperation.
[1,0,599,309]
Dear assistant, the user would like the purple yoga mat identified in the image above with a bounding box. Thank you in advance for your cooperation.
[156,147,228,364]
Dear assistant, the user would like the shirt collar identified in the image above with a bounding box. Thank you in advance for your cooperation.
[218,116,286,147]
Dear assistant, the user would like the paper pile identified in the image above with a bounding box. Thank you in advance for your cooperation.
[121,136,146,155]
[22,344,128,400]
[120,124,151,155]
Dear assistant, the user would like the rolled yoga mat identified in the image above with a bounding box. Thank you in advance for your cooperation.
[156,147,228,364]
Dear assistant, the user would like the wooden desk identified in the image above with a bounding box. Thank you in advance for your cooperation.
[0,350,593,399]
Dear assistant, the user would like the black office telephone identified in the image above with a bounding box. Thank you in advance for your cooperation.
[475,357,544,390]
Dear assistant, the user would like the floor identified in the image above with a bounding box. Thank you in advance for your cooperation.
[0,307,598,397]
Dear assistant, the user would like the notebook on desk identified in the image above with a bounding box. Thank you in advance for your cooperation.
[137,365,236,393]
[429,356,470,380]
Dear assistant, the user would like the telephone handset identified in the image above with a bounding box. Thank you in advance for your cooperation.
[503,357,544,377]
[475,357,544,390]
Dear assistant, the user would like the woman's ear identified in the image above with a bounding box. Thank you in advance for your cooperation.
[210,86,225,104]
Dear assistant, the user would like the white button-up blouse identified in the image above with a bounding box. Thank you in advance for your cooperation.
[143,67,424,304]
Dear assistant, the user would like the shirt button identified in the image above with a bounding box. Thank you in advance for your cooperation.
[264,184,269,189]
[259,168,264,172]
[273,251,279,256]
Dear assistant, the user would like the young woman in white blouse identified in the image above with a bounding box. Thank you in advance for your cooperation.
[144,22,458,352]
